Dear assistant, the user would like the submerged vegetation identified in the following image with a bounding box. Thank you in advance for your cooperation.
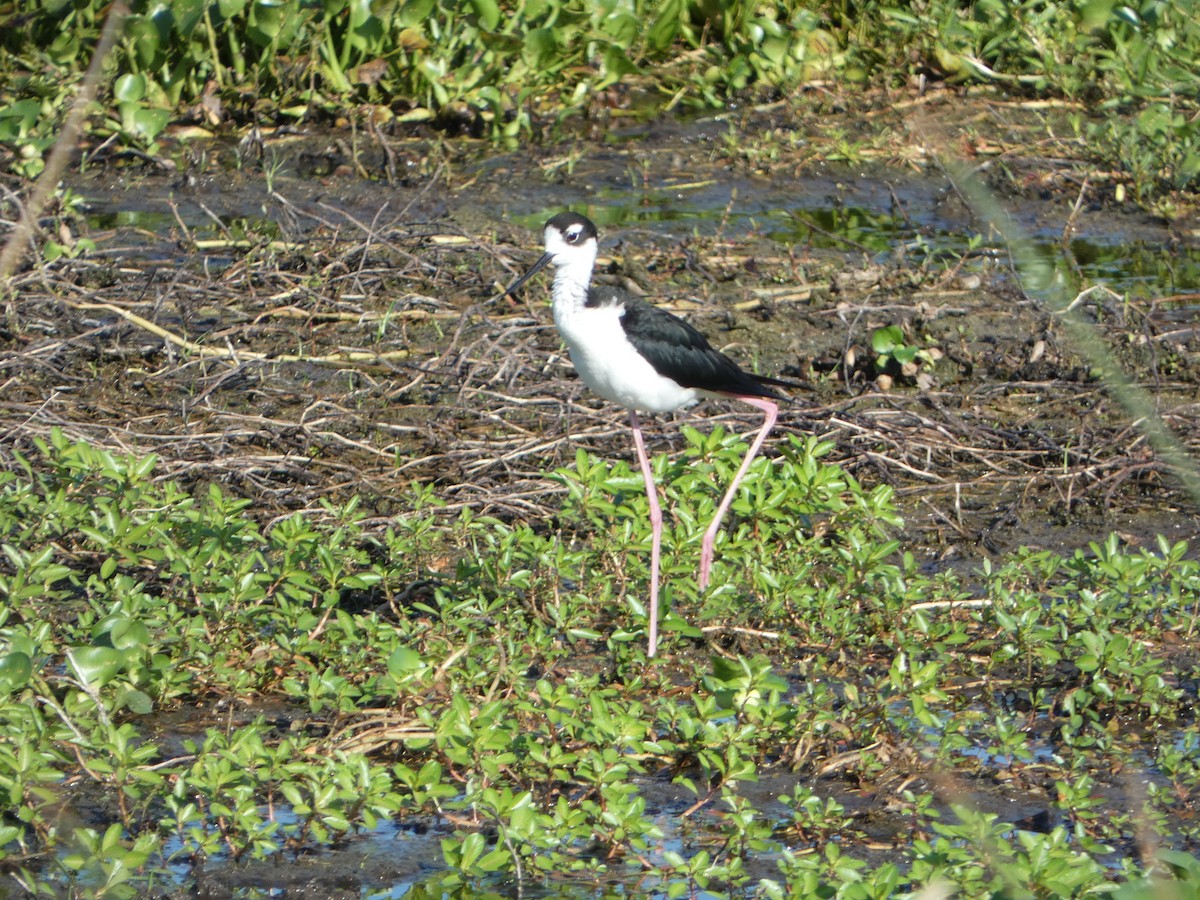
[0,0,1198,205]
[1,429,1199,896]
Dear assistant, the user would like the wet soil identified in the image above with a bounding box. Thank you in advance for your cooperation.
[4,90,1200,894]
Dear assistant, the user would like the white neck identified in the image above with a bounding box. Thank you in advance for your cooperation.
[549,244,597,321]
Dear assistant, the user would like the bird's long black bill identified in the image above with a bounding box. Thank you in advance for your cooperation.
[496,252,554,301]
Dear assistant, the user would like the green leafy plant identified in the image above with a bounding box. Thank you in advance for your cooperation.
[871,324,938,380]
[0,428,1199,895]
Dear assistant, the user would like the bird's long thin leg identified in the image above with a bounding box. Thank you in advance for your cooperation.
[698,397,779,591]
[629,410,662,657]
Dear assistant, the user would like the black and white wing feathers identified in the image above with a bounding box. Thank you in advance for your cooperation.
[614,295,785,400]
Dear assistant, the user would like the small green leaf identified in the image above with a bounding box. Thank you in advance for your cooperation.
[216,0,248,18]
[871,325,904,355]
[94,615,150,650]
[458,831,485,869]
[0,652,32,695]
[128,106,170,141]
[248,0,288,45]
[118,688,153,715]
[67,646,125,687]
[647,0,684,51]
[388,646,425,677]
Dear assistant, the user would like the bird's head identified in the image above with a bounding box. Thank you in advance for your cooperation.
[541,211,599,267]
[500,211,599,299]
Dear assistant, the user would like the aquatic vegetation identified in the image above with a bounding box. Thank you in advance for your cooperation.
[1,429,1199,895]
[1,0,1198,202]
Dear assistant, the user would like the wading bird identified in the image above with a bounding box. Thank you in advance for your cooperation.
[502,212,792,657]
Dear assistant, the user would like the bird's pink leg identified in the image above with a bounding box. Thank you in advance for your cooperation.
[698,397,779,591]
[630,410,662,657]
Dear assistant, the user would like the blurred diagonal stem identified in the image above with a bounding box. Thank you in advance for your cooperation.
[945,160,1200,510]
[0,2,128,285]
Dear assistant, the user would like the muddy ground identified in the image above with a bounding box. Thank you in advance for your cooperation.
[3,92,1200,894]
[7,94,1199,560]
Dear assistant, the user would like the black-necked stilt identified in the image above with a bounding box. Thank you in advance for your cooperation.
[502,211,792,658]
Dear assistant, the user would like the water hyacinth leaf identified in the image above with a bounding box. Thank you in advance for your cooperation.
[1114,5,1142,26]
[647,0,684,51]
[760,35,789,65]
[217,0,248,19]
[248,0,289,45]
[172,0,208,37]
[1078,0,1118,30]
[114,73,147,103]
[418,58,449,105]
[148,5,176,36]
[125,106,171,142]
[0,100,43,141]
[398,0,434,27]
[602,11,639,46]
[347,0,383,49]
[0,652,32,695]
[522,27,558,69]
[67,647,125,687]
[475,85,504,108]
[123,15,168,69]
[600,46,638,87]
[469,0,500,31]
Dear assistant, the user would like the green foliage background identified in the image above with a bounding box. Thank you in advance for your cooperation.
[1,0,1198,197]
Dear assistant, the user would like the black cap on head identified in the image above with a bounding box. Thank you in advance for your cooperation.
[545,211,598,244]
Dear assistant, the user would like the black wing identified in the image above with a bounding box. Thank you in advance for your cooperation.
[616,296,785,400]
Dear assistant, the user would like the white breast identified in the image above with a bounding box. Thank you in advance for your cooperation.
[554,301,701,414]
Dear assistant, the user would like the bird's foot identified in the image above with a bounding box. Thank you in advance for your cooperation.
[697,548,713,592]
